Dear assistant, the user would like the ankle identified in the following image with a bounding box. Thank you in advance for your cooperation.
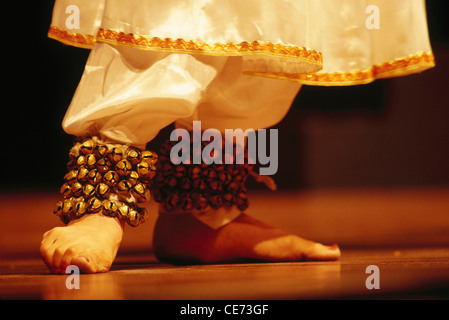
[70,212,125,234]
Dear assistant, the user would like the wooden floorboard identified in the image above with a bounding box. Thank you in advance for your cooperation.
[0,188,448,300]
[1,248,449,300]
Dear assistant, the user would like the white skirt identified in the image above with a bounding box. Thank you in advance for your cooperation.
[50,0,434,86]
[49,0,434,146]
[49,0,435,228]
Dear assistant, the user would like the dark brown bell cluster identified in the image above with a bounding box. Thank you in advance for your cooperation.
[151,138,253,213]
[54,136,157,227]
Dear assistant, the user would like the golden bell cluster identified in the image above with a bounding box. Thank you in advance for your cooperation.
[152,138,251,213]
[54,137,157,227]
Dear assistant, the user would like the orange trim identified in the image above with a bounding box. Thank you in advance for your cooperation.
[248,51,435,86]
[48,26,435,86]
[95,28,323,65]
[48,26,95,49]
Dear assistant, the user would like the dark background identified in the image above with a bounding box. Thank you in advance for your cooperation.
[1,1,448,192]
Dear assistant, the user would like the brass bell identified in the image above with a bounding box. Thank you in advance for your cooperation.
[102,199,118,216]
[169,193,180,207]
[80,139,95,155]
[127,209,139,227]
[117,180,132,194]
[116,159,132,176]
[180,196,193,211]
[76,155,86,167]
[60,183,72,198]
[126,148,141,165]
[192,178,206,191]
[137,161,150,176]
[53,201,63,216]
[87,197,102,213]
[62,199,75,214]
[96,182,110,198]
[175,165,186,178]
[103,170,119,187]
[93,144,108,158]
[164,198,174,211]
[194,196,208,210]
[209,180,223,192]
[165,176,178,188]
[179,177,191,190]
[141,150,157,165]
[131,183,151,202]
[227,182,240,193]
[74,201,87,216]
[161,162,173,173]
[87,169,102,185]
[85,154,97,169]
[96,158,112,174]
[64,170,79,184]
[236,192,248,211]
[237,191,247,200]
[207,169,218,180]
[82,184,96,198]
[218,171,231,182]
[77,166,90,182]
[209,195,223,209]
[189,166,202,179]
[71,181,83,197]
[108,147,123,164]
[128,171,139,186]
[118,204,130,219]
[223,192,234,204]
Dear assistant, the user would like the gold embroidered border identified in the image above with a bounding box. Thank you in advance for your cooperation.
[48,26,95,49]
[95,28,323,65]
[248,51,435,86]
[48,26,434,86]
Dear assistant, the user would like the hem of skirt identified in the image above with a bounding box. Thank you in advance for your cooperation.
[48,26,435,86]
[48,26,323,66]
[246,51,435,86]
[48,26,95,49]
[95,28,323,65]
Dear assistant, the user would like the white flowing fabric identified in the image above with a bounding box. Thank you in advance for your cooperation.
[49,0,434,146]
[49,0,435,228]
[60,44,302,147]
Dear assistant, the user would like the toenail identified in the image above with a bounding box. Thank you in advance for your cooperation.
[327,244,339,250]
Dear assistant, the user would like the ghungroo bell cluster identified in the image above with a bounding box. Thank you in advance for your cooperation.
[54,136,157,227]
[151,137,253,213]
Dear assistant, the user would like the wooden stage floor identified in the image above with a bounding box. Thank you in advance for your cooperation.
[1,188,448,300]
[1,248,449,300]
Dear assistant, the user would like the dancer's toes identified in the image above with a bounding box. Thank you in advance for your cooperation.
[252,234,340,262]
[40,213,124,274]
[294,240,341,261]
[153,212,341,264]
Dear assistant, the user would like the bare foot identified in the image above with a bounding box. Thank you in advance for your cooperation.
[153,213,341,264]
[40,213,124,274]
